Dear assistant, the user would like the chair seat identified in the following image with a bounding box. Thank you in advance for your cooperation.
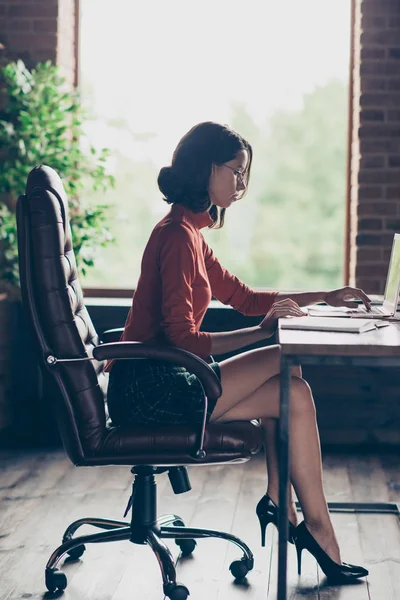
[75,420,263,466]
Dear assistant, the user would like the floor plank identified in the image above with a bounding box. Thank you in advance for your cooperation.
[320,453,369,600]
[348,455,400,600]
[216,455,270,600]
[173,461,245,599]
[0,450,399,600]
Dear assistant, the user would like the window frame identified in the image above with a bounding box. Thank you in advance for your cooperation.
[78,0,354,298]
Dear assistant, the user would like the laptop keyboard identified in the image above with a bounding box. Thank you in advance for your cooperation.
[357,305,387,315]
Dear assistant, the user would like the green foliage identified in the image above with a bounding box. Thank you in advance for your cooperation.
[204,79,347,290]
[82,78,348,292]
[0,59,115,297]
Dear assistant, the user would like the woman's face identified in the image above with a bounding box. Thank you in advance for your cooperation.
[208,149,249,209]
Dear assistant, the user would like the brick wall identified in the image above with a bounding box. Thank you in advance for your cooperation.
[350,0,400,294]
[0,1,399,448]
[0,0,76,83]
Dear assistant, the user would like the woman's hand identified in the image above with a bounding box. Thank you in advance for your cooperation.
[259,299,307,335]
[325,286,372,311]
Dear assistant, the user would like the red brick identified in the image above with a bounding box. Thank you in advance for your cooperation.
[361,29,400,45]
[356,232,395,246]
[358,185,384,200]
[359,124,400,138]
[360,155,386,169]
[385,187,400,199]
[360,77,387,91]
[383,247,393,262]
[33,19,57,33]
[32,48,57,62]
[359,61,400,76]
[358,170,400,184]
[354,279,382,294]
[388,79,400,91]
[362,1,400,16]
[360,92,400,107]
[356,248,383,261]
[7,32,57,50]
[356,264,387,277]
[5,19,32,31]
[361,14,387,29]
[358,218,384,230]
[387,110,400,121]
[7,3,58,18]
[360,109,385,122]
[360,47,386,60]
[360,139,400,153]
[384,218,400,230]
[358,202,397,215]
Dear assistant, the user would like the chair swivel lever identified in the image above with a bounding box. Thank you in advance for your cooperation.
[123,488,136,518]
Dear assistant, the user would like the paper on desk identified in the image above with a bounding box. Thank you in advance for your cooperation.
[307,305,352,318]
[308,305,353,313]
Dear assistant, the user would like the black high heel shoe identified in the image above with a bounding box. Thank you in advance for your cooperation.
[295,521,369,582]
[256,494,297,546]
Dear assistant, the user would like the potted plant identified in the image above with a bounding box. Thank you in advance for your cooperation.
[0,59,115,443]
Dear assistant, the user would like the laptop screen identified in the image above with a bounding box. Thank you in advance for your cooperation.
[383,233,400,310]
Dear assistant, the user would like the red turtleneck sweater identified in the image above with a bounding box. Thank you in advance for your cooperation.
[105,203,278,371]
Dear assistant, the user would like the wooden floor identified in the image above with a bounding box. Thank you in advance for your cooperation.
[0,449,399,600]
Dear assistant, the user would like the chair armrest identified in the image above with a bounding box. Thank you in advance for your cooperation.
[101,328,124,343]
[94,341,223,460]
[94,341,222,401]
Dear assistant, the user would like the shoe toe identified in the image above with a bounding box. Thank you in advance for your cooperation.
[341,563,369,577]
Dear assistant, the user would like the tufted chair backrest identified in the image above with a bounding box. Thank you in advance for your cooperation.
[17,165,109,463]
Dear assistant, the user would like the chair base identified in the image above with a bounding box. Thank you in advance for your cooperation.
[44,466,254,600]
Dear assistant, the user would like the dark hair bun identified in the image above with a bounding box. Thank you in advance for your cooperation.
[157,166,183,203]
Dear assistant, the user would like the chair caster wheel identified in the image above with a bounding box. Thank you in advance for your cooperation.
[164,582,190,600]
[175,538,197,557]
[229,557,251,580]
[66,544,86,560]
[45,568,67,592]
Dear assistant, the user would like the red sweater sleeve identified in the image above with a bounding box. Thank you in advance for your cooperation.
[203,239,278,316]
[158,224,212,357]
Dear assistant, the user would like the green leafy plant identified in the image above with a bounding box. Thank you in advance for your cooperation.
[0,59,115,298]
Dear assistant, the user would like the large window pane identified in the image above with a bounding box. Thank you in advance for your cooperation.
[79,0,351,291]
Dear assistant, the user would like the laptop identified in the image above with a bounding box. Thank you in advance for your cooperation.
[308,233,400,319]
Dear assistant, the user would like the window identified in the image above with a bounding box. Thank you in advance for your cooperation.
[79,0,351,293]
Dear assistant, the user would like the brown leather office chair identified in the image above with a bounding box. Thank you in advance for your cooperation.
[16,165,263,600]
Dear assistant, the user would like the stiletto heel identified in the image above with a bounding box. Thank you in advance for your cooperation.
[256,494,297,546]
[296,544,302,575]
[257,513,269,547]
[294,521,368,583]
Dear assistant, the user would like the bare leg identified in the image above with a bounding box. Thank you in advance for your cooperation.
[262,417,299,527]
[212,374,341,564]
[210,346,301,527]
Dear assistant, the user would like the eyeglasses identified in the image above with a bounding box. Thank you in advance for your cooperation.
[221,164,247,186]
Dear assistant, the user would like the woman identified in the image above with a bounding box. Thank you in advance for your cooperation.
[106,121,369,583]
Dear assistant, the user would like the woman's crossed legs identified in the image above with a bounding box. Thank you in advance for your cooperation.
[209,345,341,564]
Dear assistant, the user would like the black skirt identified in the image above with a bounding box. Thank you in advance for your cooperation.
[107,358,221,427]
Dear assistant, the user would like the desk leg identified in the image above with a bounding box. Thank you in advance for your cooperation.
[277,356,291,600]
